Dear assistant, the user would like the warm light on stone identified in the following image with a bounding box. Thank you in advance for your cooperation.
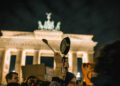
[0,30,97,85]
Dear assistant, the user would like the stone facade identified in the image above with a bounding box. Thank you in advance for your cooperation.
[0,30,97,85]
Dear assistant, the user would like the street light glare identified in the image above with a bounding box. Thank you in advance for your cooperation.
[76,72,81,78]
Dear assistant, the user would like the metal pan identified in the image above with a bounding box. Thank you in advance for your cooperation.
[60,37,70,55]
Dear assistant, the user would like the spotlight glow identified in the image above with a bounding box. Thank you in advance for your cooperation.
[12,70,15,72]
[76,72,81,78]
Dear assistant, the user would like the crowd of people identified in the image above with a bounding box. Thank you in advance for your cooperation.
[2,39,120,86]
[4,71,79,86]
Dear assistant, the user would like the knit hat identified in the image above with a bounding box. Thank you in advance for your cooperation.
[51,77,64,86]
[65,72,76,86]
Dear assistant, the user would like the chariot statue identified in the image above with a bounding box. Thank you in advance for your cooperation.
[38,13,61,31]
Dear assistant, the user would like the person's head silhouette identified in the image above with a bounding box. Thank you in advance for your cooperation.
[65,72,76,86]
[91,40,120,86]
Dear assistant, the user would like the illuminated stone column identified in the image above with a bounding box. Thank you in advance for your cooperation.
[15,50,23,83]
[39,51,43,64]
[0,49,4,85]
[33,50,39,64]
[20,50,26,82]
[87,52,94,63]
[38,52,41,64]
[72,52,77,75]
[82,52,88,63]
[68,52,72,72]
[68,52,77,75]
[20,50,26,65]
[14,49,26,83]
[82,52,94,63]
[1,49,11,84]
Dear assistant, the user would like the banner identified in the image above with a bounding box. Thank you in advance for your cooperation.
[22,64,46,81]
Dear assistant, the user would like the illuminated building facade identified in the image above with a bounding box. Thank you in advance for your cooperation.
[0,30,97,84]
[0,13,97,85]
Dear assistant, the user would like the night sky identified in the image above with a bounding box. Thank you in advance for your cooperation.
[0,0,120,50]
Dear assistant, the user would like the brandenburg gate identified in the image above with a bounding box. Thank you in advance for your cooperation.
[0,13,97,85]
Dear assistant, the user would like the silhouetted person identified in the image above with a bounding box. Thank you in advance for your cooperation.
[5,72,20,86]
[76,80,81,86]
[82,81,86,86]
[91,40,120,86]
[49,77,64,86]
[65,72,76,86]
[21,76,38,86]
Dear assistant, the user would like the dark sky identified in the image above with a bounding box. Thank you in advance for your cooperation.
[0,0,120,50]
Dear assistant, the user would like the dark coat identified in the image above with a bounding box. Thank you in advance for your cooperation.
[7,83,20,86]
